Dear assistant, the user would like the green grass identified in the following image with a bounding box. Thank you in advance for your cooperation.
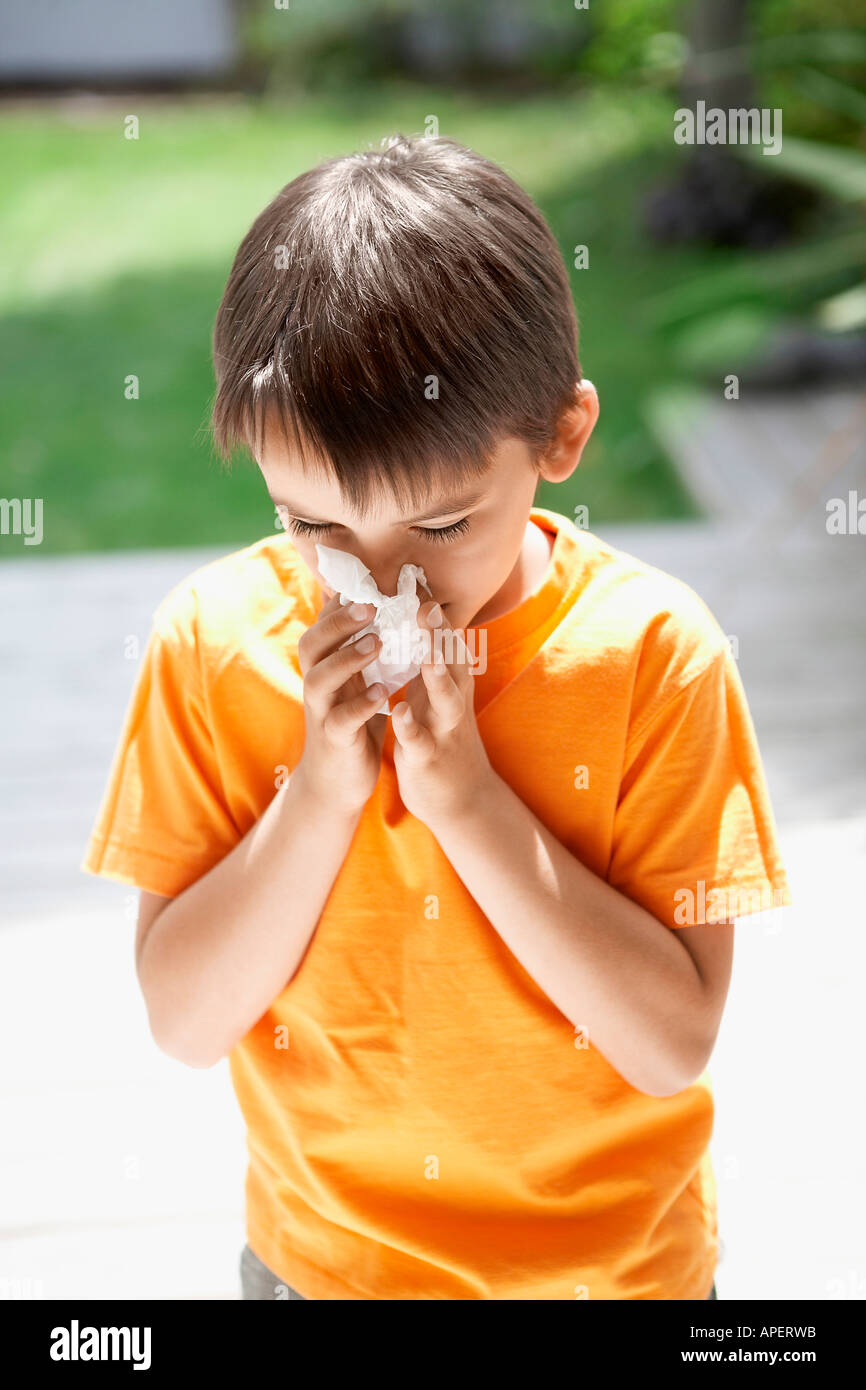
[0,83,852,555]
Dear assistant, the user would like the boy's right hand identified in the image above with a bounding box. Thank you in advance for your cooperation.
[295,594,388,817]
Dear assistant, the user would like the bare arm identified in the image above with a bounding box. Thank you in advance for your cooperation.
[136,768,361,1069]
[427,770,734,1098]
[133,594,389,1070]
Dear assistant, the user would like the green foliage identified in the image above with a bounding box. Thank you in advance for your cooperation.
[3,0,865,554]
[750,135,866,202]
[236,0,866,145]
[669,306,781,374]
[0,90,700,555]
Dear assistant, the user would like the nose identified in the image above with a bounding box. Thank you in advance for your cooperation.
[320,536,431,601]
[371,570,405,599]
[356,555,414,600]
[315,557,402,601]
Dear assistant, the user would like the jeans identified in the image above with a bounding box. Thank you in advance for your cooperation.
[239,1243,718,1300]
[240,1243,308,1300]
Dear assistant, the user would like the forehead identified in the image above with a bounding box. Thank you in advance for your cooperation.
[258,419,524,523]
[259,455,462,522]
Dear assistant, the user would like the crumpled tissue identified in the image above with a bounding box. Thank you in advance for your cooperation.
[315,542,434,716]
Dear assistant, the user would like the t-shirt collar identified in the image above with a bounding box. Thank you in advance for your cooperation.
[467,506,584,656]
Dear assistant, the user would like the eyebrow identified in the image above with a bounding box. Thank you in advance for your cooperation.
[268,487,488,526]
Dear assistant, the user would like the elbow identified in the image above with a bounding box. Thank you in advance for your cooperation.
[170,1044,221,1070]
[138,969,223,1069]
[646,1000,719,1096]
[148,1006,222,1070]
[642,1043,713,1098]
[155,1031,222,1069]
[642,1076,696,1099]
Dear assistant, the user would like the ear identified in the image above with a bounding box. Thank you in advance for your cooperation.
[537,379,600,486]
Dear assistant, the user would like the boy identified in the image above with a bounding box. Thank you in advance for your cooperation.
[81,133,790,1300]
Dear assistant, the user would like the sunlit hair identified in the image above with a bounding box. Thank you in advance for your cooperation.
[210,133,581,520]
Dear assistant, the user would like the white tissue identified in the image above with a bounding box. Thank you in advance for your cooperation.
[315,543,434,716]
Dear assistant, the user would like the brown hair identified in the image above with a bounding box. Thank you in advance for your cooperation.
[210,133,581,519]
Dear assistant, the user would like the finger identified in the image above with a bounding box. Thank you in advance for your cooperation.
[323,682,388,745]
[299,600,376,675]
[418,599,444,627]
[392,700,435,760]
[304,630,382,714]
[313,590,345,626]
[419,645,465,725]
[418,601,474,694]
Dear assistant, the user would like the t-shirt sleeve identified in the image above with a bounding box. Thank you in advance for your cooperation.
[80,585,240,898]
[606,645,792,927]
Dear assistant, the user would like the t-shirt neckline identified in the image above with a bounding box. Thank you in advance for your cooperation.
[467,506,580,656]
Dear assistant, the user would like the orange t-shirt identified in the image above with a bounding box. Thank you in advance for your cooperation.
[81,505,791,1299]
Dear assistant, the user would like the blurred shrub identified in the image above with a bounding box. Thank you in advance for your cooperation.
[239,0,591,94]
[236,0,866,153]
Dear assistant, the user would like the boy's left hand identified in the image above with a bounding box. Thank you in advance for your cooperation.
[390,602,494,828]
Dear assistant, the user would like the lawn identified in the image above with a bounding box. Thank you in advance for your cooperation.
[0,82,854,554]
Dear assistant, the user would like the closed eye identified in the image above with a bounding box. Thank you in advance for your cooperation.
[284,516,471,544]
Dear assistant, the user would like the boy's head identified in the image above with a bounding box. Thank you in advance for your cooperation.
[210,134,598,629]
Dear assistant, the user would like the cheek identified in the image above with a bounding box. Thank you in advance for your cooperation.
[428,537,491,591]
[293,541,334,595]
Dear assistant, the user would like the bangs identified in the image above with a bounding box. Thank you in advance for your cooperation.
[235,363,503,525]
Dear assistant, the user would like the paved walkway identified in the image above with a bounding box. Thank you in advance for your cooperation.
[1,500,864,1298]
